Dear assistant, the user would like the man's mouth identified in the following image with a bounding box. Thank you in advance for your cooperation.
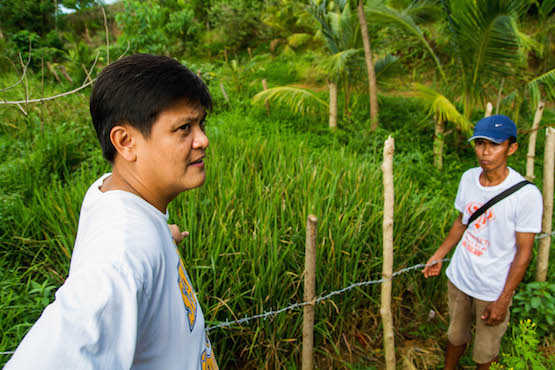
[189,157,205,167]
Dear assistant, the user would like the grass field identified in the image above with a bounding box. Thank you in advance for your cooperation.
[0,65,552,367]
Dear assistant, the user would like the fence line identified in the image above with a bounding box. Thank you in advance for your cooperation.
[205,259,449,332]
[1,232,551,356]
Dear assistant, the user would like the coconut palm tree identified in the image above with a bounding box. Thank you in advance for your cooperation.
[413,83,471,170]
[356,0,379,130]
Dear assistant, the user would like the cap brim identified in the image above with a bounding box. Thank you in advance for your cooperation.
[468,135,505,144]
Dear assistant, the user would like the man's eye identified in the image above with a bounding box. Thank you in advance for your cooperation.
[200,121,206,131]
[179,124,191,132]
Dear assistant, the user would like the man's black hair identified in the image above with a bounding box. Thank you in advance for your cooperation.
[90,54,212,162]
[508,136,517,144]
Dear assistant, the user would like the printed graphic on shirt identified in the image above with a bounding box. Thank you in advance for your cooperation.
[177,258,198,332]
[462,201,495,256]
[466,201,495,230]
[200,337,218,370]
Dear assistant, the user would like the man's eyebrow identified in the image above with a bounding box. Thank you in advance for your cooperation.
[172,113,205,126]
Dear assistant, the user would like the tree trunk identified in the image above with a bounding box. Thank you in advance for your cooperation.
[329,81,337,129]
[526,101,545,181]
[357,0,378,130]
[536,127,554,282]
[433,119,445,170]
[381,136,396,370]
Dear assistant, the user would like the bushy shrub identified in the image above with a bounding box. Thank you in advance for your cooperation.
[512,281,555,338]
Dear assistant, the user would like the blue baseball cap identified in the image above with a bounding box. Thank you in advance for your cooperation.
[468,114,517,143]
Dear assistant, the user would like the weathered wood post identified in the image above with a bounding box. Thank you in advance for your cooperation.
[381,136,396,369]
[433,119,445,170]
[485,102,493,117]
[262,79,270,116]
[526,101,545,181]
[303,214,318,370]
[328,81,337,129]
[536,127,554,282]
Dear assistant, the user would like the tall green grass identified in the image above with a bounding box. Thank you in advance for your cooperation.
[0,68,551,367]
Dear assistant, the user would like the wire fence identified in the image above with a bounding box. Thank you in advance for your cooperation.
[1,231,552,356]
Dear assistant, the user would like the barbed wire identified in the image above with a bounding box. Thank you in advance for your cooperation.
[535,231,554,240]
[205,259,449,331]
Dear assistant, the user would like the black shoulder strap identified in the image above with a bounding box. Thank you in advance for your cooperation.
[466,180,532,228]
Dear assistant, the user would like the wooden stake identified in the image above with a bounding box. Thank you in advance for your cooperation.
[219,82,229,104]
[485,102,493,117]
[328,81,337,129]
[303,214,318,370]
[526,101,545,181]
[381,136,396,370]
[536,127,554,282]
[262,79,270,116]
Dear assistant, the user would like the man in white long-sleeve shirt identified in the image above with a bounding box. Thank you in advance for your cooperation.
[6,54,218,370]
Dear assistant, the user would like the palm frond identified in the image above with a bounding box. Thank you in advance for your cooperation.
[374,54,403,81]
[287,33,313,49]
[252,86,328,116]
[527,68,555,109]
[320,48,364,79]
[365,1,446,82]
[413,83,472,134]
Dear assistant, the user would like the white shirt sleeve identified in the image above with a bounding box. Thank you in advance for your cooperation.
[515,187,543,233]
[5,263,142,370]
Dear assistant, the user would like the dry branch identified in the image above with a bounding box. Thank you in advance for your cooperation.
[485,102,493,117]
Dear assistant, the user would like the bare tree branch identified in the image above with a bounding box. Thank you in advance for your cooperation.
[0,53,31,93]
[0,79,95,105]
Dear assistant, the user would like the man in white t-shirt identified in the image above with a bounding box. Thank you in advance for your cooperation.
[422,114,542,369]
[6,54,218,369]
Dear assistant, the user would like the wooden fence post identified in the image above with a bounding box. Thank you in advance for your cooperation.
[262,79,270,116]
[381,136,396,369]
[303,214,318,370]
[485,102,493,117]
[536,127,554,281]
[526,101,545,181]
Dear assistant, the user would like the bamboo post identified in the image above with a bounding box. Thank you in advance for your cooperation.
[536,127,554,281]
[526,101,545,181]
[219,82,229,104]
[262,79,270,116]
[381,136,396,369]
[485,102,493,117]
[303,214,317,370]
[328,81,337,129]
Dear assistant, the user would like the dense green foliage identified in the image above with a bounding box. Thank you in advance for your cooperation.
[0,0,553,367]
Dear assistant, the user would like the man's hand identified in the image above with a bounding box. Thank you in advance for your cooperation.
[481,298,510,326]
[169,224,189,244]
[422,253,444,278]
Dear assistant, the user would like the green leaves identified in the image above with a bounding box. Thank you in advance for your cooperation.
[413,83,472,135]
[512,281,555,339]
[252,86,328,116]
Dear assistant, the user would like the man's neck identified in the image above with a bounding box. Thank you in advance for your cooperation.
[100,166,170,213]
[479,166,509,187]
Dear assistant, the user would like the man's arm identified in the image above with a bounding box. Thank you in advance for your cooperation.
[480,232,535,326]
[422,213,466,278]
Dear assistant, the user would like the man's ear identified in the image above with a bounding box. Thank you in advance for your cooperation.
[110,124,138,162]
[507,142,518,156]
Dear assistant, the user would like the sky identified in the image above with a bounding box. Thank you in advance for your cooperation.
[59,0,119,14]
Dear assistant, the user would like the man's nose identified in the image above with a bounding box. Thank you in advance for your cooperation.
[192,127,209,149]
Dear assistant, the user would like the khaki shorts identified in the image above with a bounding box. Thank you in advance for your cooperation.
[447,280,511,364]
